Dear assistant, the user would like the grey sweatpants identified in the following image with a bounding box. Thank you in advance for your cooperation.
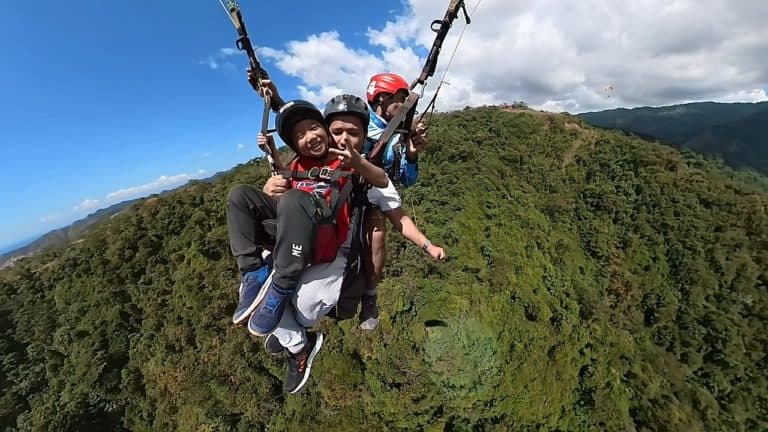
[271,248,348,353]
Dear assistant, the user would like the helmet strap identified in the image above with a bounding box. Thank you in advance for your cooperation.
[373,96,388,117]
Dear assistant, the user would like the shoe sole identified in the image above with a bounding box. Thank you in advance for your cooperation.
[290,333,324,394]
[232,269,275,325]
[359,318,380,331]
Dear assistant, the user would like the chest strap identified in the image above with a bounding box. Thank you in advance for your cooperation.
[280,167,359,220]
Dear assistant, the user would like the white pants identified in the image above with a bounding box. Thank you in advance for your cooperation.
[271,250,347,353]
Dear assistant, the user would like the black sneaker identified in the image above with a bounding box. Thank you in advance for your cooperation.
[264,333,287,357]
[359,294,379,330]
[284,332,324,394]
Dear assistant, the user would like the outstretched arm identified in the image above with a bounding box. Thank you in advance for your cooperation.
[329,147,388,188]
[356,157,388,188]
[383,207,445,260]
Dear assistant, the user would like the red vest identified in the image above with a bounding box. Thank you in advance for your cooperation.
[289,157,352,248]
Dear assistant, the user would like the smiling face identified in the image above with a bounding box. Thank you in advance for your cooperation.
[328,114,366,152]
[290,119,329,159]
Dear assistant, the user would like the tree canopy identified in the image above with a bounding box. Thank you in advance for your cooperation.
[1,106,766,431]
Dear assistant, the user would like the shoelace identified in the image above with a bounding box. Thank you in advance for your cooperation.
[264,294,281,314]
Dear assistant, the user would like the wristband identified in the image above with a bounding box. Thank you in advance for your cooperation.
[421,240,432,252]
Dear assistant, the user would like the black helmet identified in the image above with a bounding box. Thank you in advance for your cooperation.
[276,100,325,150]
[323,94,370,129]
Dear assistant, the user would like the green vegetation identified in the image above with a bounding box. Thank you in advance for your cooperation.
[1,107,767,431]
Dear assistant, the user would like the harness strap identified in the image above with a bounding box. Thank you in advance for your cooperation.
[340,178,368,293]
[280,164,359,220]
[368,91,420,164]
[279,167,354,182]
[329,174,356,218]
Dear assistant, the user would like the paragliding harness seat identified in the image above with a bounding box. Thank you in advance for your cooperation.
[333,180,370,320]
[260,159,370,319]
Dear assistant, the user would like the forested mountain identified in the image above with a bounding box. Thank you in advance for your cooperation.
[0,199,141,269]
[1,107,766,431]
[579,101,768,174]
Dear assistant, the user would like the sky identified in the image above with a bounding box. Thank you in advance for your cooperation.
[1,0,766,251]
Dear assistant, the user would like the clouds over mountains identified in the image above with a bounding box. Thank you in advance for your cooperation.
[261,0,768,113]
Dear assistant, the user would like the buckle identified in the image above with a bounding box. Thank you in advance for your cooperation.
[319,166,332,180]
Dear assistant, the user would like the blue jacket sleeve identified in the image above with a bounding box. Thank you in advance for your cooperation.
[399,153,419,187]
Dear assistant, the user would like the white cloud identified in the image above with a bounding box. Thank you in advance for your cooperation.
[105,170,208,202]
[73,199,100,212]
[200,47,240,70]
[715,89,768,103]
[260,0,768,112]
[261,31,390,105]
[202,57,220,70]
[201,151,212,158]
[237,143,247,151]
[39,213,64,223]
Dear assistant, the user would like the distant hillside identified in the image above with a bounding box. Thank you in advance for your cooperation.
[579,101,768,174]
[0,199,141,269]
[0,236,42,255]
[0,171,238,269]
[685,108,768,171]
[1,107,766,431]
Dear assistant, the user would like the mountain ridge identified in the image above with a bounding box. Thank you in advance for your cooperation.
[579,101,768,175]
[0,199,141,269]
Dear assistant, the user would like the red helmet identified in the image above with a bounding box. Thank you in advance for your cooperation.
[366,73,409,104]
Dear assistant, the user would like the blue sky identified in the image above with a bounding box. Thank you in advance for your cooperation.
[0,0,400,251]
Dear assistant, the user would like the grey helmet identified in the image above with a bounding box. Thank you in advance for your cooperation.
[323,94,370,129]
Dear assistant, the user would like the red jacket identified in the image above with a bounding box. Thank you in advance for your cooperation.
[288,157,352,247]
